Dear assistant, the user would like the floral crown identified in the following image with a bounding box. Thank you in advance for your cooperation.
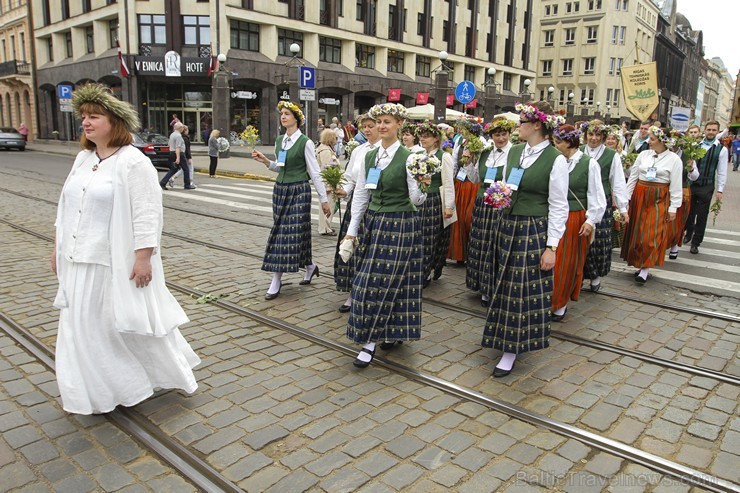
[581,120,608,136]
[484,118,516,134]
[515,103,565,130]
[72,83,140,132]
[649,125,676,148]
[277,101,305,126]
[414,121,443,140]
[553,125,582,142]
[607,125,622,137]
[368,103,408,120]
[401,121,417,135]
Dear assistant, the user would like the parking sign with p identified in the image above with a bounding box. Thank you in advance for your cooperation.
[57,84,73,100]
[299,66,315,89]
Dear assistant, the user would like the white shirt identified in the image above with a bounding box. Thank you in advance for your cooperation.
[584,144,629,213]
[348,140,426,237]
[267,129,329,203]
[566,150,607,226]
[342,140,378,196]
[626,149,684,212]
[482,141,513,177]
[699,140,728,192]
[520,140,569,247]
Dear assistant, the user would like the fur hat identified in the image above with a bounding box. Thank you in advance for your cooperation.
[72,83,140,132]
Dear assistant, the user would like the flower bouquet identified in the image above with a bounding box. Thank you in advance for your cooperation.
[675,134,706,173]
[483,181,513,209]
[612,208,625,248]
[216,137,230,154]
[621,152,638,175]
[441,140,454,154]
[710,198,722,226]
[344,139,360,158]
[320,165,346,215]
[406,153,442,193]
[239,125,260,150]
[459,135,483,165]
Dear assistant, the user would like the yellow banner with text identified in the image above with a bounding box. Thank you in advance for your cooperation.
[620,62,659,122]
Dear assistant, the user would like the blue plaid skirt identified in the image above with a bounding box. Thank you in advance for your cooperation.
[261,181,313,272]
[585,195,613,280]
[419,191,448,280]
[466,196,502,297]
[333,192,361,292]
[348,210,423,344]
[482,214,551,354]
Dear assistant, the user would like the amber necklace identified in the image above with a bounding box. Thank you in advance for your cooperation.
[92,146,122,171]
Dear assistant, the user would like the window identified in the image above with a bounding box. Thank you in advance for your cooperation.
[356,43,375,69]
[278,29,303,56]
[319,36,341,63]
[85,26,94,54]
[109,20,118,49]
[417,13,425,36]
[612,89,620,107]
[562,58,573,76]
[588,0,601,9]
[20,33,25,60]
[443,20,449,42]
[139,15,166,45]
[584,57,595,75]
[387,50,404,73]
[615,0,628,9]
[61,0,69,20]
[544,30,554,47]
[586,26,597,43]
[566,2,572,13]
[416,55,430,77]
[617,58,623,75]
[611,25,618,44]
[545,5,550,15]
[82,0,91,13]
[230,20,259,51]
[580,88,594,103]
[564,28,575,45]
[503,73,512,91]
[542,59,552,76]
[609,57,615,75]
[606,88,612,105]
[464,64,475,82]
[183,16,210,46]
[338,0,343,16]
[356,0,364,21]
[64,31,72,58]
[574,1,580,11]
[619,26,626,45]
[559,89,566,105]
[553,5,558,14]
[46,36,53,62]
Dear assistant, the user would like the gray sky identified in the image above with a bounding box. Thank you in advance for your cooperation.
[676,0,739,77]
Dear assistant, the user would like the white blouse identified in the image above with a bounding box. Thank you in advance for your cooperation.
[584,144,629,213]
[267,129,329,203]
[626,149,684,212]
[342,140,378,196]
[566,150,607,226]
[426,148,456,210]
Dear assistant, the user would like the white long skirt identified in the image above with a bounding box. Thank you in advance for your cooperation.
[55,260,200,414]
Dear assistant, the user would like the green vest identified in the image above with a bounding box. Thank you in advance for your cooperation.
[695,142,721,188]
[580,145,615,196]
[567,154,591,212]
[275,134,310,183]
[427,150,444,193]
[364,146,417,213]
[507,144,561,217]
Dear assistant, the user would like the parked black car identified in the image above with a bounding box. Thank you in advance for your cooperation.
[0,127,26,151]
[131,132,169,168]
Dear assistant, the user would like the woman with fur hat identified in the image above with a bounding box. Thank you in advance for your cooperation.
[252,101,332,299]
[51,84,200,414]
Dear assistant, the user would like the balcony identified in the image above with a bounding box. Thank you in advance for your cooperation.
[0,60,31,78]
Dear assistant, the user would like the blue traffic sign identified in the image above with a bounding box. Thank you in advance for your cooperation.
[455,81,476,104]
[57,84,73,100]
[299,66,315,89]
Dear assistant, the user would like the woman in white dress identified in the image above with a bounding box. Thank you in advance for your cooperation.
[52,84,200,415]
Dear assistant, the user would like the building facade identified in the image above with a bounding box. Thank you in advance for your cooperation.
[0,0,35,140]
[532,0,659,123]
[32,0,537,144]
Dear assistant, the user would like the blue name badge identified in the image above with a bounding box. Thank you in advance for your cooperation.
[276,150,288,167]
[484,167,498,184]
[645,166,657,181]
[507,168,525,190]
[365,168,381,189]
[456,167,468,181]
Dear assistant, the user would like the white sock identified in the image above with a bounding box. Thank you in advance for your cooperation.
[496,352,516,371]
[357,342,376,363]
[304,263,316,281]
[670,245,679,253]
[591,276,601,286]
[267,273,282,294]
[638,268,649,280]
[482,295,490,302]
[343,296,352,308]
[553,306,566,316]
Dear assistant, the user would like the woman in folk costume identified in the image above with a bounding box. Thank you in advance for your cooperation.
[401,121,424,153]
[252,102,332,300]
[482,102,569,377]
[621,126,683,284]
[666,125,701,259]
[342,103,428,368]
[52,84,199,414]
[466,117,515,306]
[448,121,485,263]
[334,113,380,313]
[415,121,456,286]
[551,124,606,321]
[580,120,629,292]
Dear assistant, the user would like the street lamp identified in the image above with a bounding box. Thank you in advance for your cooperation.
[485,67,501,119]
[212,53,232,155]
[520,78,532,102]
[547,86,555,103]
[581,97,589,116]
[566,92,575,122]
[605,104,612,124]
[596,101,602,117]
[434,51,451,123]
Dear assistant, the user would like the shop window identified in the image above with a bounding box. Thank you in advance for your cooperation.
[356,43,375,69]
[278,29,303,56]
[230,20,259,51]
[109,20,118,49]
[387,50,404,73]
[184,16,210,46]
[416,55,430,77]
[139,15,166,45]
[319,36,341,64]
[503,72,512,91]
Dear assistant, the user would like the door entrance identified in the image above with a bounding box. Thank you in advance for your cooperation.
[181,110,212,143]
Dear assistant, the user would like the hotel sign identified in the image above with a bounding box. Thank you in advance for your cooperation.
[134,52,209,77]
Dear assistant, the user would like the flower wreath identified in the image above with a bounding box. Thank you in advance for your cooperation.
[484,118,517,134]
[649,125,676,148]
[277,101,305,126]
[368,103,408,120]
[401,121,417,135]
[414,121,443,140]
[607,125,622,137]
[581,120,608,136]
[553,126,582,142]
[515,103,565,130]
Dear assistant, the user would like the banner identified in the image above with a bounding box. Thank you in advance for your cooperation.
[620,62,659,122]
[116,39,129,78]
[466,99,477,109]
[446,95,454,107]
[387,88,401,102]
[670,106,691,132]
[416,92,429,105]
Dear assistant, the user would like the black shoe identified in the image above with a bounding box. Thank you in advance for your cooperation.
[338,303,351,313]
[684,233,692,244]
[493,362,515,378]
[353,347,375,368]
[160,183,168,191]
[668,251,679,260]
[481,296,490,307]
[422,278,431,289]
[379,341,403,350]
[432,266,444,280]
[635,274,649,284]
[265,284,281,300]
[589,283,601,293]
[551,307,567,322]
[185,186,197,190]
[690,245,698,254]
[634,270,642,278]
[299,266,320,285]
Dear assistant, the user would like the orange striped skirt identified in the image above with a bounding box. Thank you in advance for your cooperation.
[447,180,478,261]
[620,181,670,268]
[666,187,691,247]
[552,210,589,311]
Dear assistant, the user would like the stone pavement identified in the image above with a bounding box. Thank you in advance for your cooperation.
[0,162,738,492]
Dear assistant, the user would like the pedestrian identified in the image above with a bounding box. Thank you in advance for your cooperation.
[466,117,515,306]
[416,121,456,287]
[159,122,195,190]
[315,129,340,236]
[342,103,428,368]
[52,83,199,415]
[683,121,727,254]
[170,113,181,129]
[208,129,220,177]
[551,124,606,321]
[581,119,629,292]
[732,134,740,171]
[666,125,701,259]
[252,101,331,300]
[170,125,197,188]
[332,122,344,156]
[448,121,483,264]
[317,117,326,142]
[401,122,423,153]
[334,113,380,313]
[628,121,651,154]
[621,126,683,283]
[482,101,568,377]
[18,122,29,142]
